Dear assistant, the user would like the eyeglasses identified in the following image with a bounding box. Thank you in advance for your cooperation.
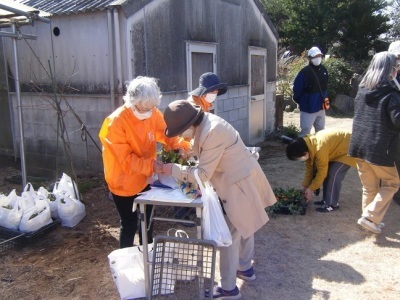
[134,104,153,114]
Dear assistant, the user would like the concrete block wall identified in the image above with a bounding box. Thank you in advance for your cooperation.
[10,93,110,178]
[216,85,249,143]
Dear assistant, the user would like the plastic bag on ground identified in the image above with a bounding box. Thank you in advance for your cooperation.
[19,200,52,232]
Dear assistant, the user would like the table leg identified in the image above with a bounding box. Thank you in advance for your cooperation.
[195,206,202,239]
[139,203,151,299]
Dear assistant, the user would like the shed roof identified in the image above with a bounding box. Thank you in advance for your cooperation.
[17,0,127,15]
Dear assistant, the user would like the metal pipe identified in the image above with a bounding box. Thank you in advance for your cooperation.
[107,9,115,111]
[113,9,123,105]
[0,3,50,23]
[12,23,27,187]
[0,31,37,39]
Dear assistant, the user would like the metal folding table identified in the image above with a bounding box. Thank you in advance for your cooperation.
[135,188,204,299]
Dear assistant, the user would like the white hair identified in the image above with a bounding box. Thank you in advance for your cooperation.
[123,76,161,106]
[359,51,397,90]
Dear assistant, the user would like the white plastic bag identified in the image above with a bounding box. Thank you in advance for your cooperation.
[37,186,59,219]
[57,196,86,227]
[21,183,37,201]
[108,244,174,300]
[194,169,232,247]
[56,173,81,201]
[19,200,52,232]
[0,191,22,230]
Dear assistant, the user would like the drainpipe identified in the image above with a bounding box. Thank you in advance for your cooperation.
[113,9,123,105]
[107,9,115,111]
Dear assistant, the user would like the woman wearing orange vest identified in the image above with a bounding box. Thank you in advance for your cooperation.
[99,76,189,248]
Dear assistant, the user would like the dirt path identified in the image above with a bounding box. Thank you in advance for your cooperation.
[1,112,400,300]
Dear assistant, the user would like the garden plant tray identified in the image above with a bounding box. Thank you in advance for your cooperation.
[0,219,60,253]
[0,227,26,253]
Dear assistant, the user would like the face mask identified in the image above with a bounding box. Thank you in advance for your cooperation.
[132,108,152,120]
[204,93,217,103]
[181,126,195,139]
[311,57,322,66]
[297,153,309,161]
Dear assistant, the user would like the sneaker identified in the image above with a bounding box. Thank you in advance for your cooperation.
[315,205,339,213]
[205,286,241,299]
[357,217,381,234]
[313,200,325,206]
[236,267,256,281]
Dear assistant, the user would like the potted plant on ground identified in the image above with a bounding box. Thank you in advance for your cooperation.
[266,187,307,216]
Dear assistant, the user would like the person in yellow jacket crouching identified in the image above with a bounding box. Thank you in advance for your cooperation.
[286,129,356,213]
[99,76,190,248]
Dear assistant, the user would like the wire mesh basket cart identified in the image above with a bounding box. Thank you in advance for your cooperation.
[150,235,217,299]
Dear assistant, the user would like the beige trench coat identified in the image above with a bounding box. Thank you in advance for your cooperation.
[171,113,276,239]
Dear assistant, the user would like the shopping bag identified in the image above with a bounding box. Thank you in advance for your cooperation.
[37,186,59,219]
[56,173,81,201]
[57,196,86,228]
[194,169,232,247]
[19,200,52,232]
[0,191,22,230]
[108,244,174,299]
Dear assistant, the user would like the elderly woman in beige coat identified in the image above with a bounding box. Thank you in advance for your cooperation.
[157,100,276,299]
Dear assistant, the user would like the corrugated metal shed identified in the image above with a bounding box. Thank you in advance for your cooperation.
[17,0,129,15]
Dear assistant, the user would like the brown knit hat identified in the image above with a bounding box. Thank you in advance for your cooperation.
[164,100,203,137]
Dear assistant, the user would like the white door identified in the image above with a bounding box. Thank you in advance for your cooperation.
[248,48,267,145]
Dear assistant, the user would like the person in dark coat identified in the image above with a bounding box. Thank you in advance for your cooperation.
[348,51,400,234]
[388,40,400,204]
[293,46,329,137]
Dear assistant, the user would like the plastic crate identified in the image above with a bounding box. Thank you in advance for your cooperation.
[23,219,60,243]
[0,219,60,253]
[0,227,26,253]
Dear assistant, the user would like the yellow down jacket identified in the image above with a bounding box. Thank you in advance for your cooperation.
[303,129,356,191]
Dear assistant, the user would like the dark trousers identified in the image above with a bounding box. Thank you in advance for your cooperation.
[112,186,153,248]
[322,162,350,206]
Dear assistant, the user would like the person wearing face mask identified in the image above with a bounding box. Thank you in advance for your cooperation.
[348,51,400,234]
[98,76,190,248]
[388,40,400,205]
[187,72,227,112]
[155,100,276,299]
[293,46,329,137]
[286,129,356,213]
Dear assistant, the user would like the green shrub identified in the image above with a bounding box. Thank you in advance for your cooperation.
[323,58,354,100]
[281,124,300,138]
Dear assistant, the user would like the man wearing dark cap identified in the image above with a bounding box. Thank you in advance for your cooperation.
[155,100,276,299]
[187,72,227,112]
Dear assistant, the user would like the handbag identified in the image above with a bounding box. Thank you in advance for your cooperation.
[308,66,330,110]
[194,169,232,247]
